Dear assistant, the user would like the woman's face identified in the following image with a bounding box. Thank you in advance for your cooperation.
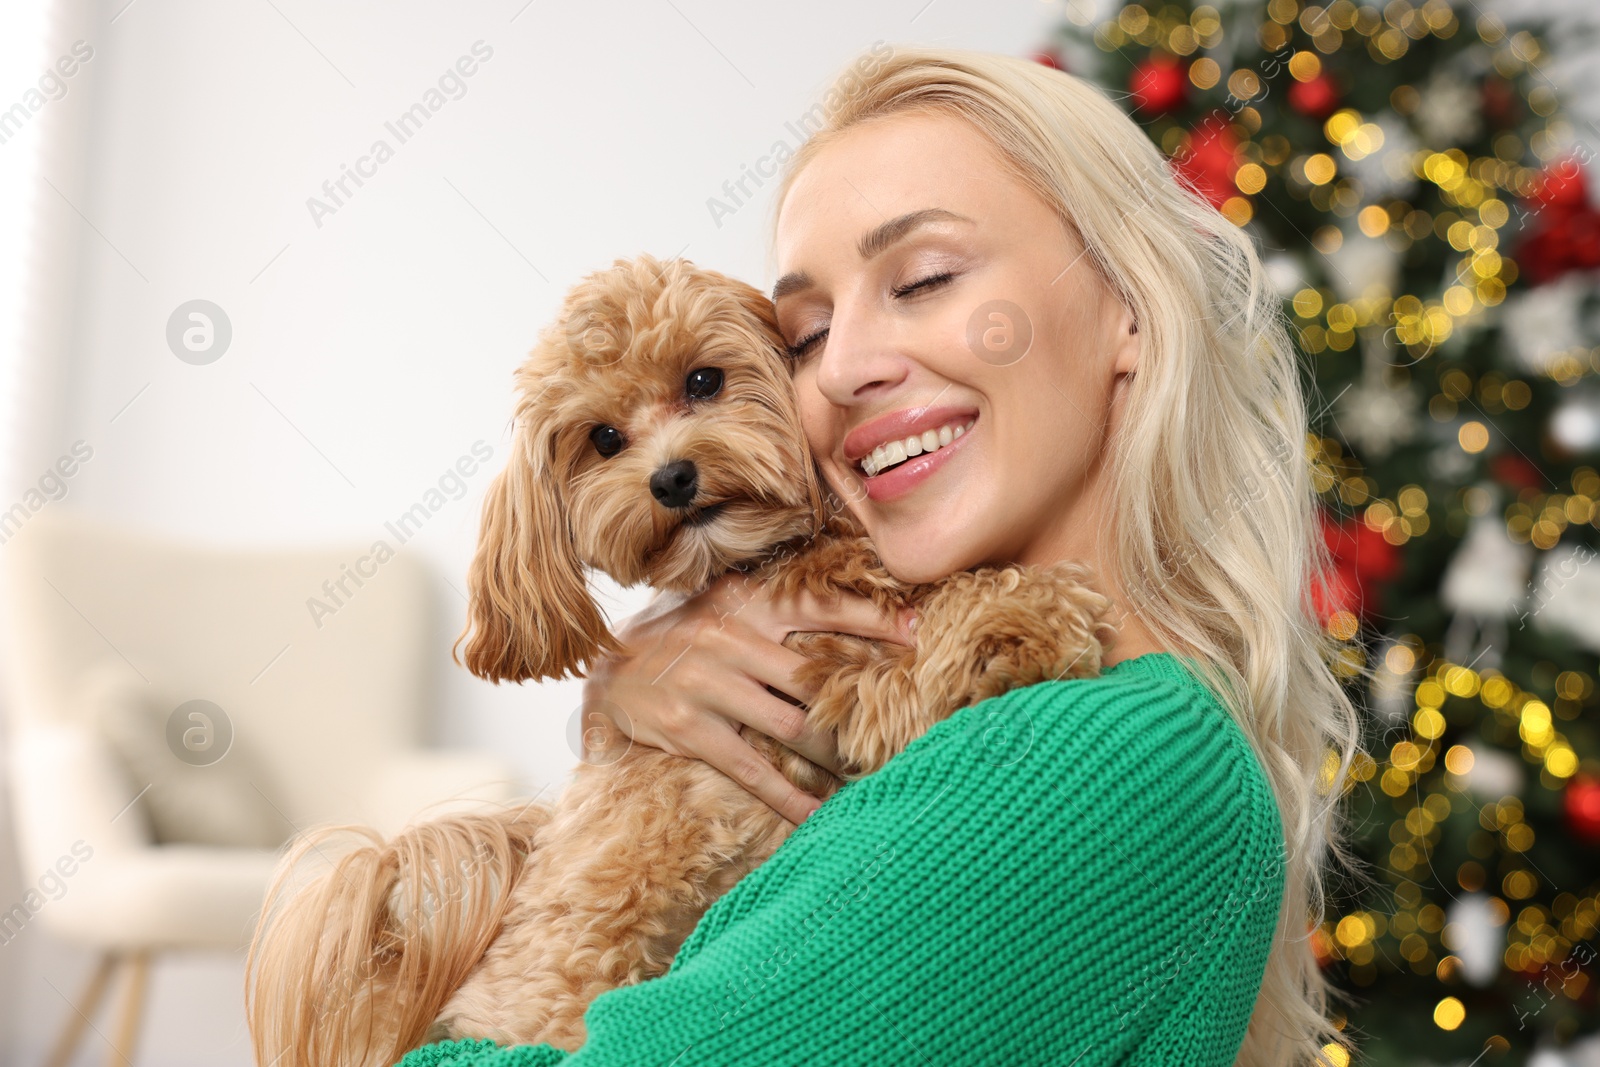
[772,111,1141,585]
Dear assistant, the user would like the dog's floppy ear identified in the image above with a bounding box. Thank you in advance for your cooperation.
[720,276,831,535]
[454,422,620,683]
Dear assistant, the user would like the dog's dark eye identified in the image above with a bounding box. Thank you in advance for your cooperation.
[590,425,625,457]
[685,367,723,400]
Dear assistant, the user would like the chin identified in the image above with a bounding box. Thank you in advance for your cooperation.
[869,539,966,587]
[875,487,1014,580]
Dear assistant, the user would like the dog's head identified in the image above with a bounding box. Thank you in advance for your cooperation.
[456,255,826,683]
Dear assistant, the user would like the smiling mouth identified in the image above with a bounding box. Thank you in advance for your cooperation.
[855,415,977,478]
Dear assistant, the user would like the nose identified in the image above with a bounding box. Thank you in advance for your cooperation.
[811,304,906,406]
[649,459,699,509]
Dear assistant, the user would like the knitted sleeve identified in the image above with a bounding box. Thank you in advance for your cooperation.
[396,666,1287,1067]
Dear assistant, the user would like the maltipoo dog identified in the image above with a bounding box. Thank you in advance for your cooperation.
[246,255,1115,1067]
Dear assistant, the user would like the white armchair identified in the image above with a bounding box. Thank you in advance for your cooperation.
[0,509,516,1066]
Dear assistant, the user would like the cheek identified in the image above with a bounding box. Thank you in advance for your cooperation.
[795,374,831,459]
[565,464,625,525]
[988,360,1109,474]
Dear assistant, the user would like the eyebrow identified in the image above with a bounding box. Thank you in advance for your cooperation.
[770,207,974,304]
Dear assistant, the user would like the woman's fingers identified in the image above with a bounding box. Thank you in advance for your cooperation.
[700,572,914,648]
[721,639,826,705]
[785,588,917,647]
[658,640,844,776]
[584,576,908,819]
[691,721,822,826]
[739,683,843,776]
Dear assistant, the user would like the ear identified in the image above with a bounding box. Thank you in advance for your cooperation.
[725,277,833,535]
[724,273,782,339]
[454,425,620,683]
[1111,296,1140,378]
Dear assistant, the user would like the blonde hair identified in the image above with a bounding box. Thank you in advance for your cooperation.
[766,46,1363,1067]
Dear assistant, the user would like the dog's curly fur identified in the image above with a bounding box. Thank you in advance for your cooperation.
[246,255,1117,1067]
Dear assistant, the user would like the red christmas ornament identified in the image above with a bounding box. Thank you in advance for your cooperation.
[1527,155,1590,213]
[1565,775,1600,844]
[1172,115,1239,209]
[1032,49,1063,71]
[1516,209,1600,285]
[1490,453,1544,492]
[1129,56,1188,115]
[1309,510,1402,623]
[1514,156,1600,284]
[1287,73,1340,119]
[1309,565,1359,625]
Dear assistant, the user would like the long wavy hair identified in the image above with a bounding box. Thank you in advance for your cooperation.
[765,45,1365,1067]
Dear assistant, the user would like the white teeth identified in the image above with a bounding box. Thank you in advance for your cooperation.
[859,419,974,477]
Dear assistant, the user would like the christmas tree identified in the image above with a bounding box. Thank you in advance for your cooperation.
[1042,1,1600,1063]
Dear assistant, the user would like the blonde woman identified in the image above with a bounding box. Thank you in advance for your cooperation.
[399,45,1362,1067]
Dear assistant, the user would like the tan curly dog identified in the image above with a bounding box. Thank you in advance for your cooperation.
[245,254,1115,1067]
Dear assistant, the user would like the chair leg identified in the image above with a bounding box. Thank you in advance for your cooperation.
[43,953,117,1067]
[107,952,151,1067]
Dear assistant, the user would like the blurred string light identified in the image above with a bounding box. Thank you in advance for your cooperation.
[1094,0,1600,378]
[1070,3,1600,1050]
[1315,651,1598,985]
[1310,443,1600,547]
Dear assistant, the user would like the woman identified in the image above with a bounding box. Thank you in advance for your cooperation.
[402,45,1361,1067]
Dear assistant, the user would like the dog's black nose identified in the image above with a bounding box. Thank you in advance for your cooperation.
[650,459,699,509]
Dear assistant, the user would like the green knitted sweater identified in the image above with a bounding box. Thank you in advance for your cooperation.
[397,652,1287,1067]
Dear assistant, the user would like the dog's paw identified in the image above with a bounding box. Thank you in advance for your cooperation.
[909,562,1113,706]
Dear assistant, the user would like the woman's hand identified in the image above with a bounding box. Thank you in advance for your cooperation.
[580,572,917,825]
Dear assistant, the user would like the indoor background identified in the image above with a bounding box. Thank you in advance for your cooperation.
[0,1,1596,1065]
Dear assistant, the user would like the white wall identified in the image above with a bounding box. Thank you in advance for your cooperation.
[31,0,1064,791]
[1,2,1060,1063]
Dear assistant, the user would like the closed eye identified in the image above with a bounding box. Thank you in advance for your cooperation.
[785,271,957,360]
[890,270,954,298]
[787,327,827,360]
